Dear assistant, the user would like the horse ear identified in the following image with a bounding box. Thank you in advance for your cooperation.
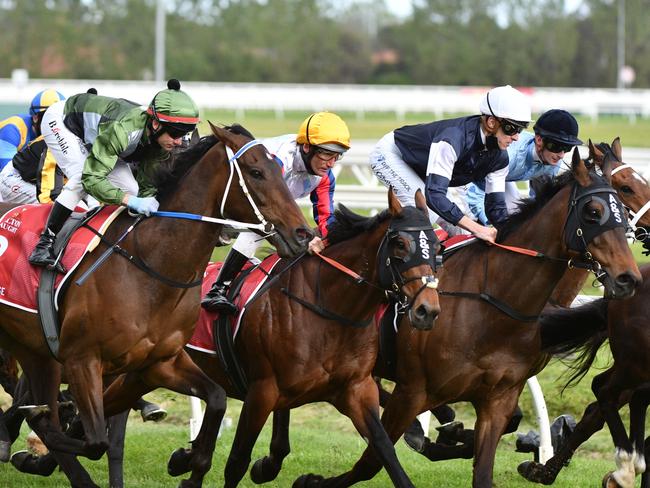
[572,145,590,185]
[611,137,623,161]
[209,122,234,148]
[388,187,403,215]
[189,128,200,146]
[414,189,427,214]
[588,139,604,164]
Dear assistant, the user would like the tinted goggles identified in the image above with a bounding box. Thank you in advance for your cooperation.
[499,118,528,136]
[163,124,195,139]
[543,139,573,154]
[314,148,342,161]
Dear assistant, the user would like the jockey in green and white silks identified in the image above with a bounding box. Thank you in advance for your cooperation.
[28,79,199,273]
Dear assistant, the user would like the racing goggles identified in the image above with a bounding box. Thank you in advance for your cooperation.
[499,118,529,136]
[543,139,574,154]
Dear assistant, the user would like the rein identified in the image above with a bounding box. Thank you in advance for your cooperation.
[438,177,627,322]
[610,163,650,229]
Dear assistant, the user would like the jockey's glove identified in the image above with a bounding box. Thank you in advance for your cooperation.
[127,196,160,217]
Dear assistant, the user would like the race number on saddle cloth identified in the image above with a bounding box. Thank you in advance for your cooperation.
[0,204,122,312]
[188,254,283,355]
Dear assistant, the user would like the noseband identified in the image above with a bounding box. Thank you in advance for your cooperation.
[377,221,440,317]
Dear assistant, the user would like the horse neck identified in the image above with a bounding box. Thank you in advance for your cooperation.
[445,185,573,316]
[138,146,228,277]
[548,267,590,307]
[321,220,390,316]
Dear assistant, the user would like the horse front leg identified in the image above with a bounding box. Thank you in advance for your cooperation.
[223,382,277,488]
[105,351,226,488]
[107,410,130,488]
[596,372,636,488]
[250,408,291,484]
[627,384,650,480]
[295,377,420,488]
[472,391,521,488]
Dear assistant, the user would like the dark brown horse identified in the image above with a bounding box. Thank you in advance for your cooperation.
[400,138,650,460]
[280,141,640,487]
[0,123,312,488]
[179,190,441,488]
[519,263,650,488]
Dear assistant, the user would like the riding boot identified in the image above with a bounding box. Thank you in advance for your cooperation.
[28,202,72,273]
[201,249,249,314]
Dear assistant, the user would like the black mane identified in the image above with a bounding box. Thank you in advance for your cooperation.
[496,170,576,242]
[152,123,256,199]
[326,205,392,245]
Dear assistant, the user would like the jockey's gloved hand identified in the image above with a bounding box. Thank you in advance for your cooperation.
[127,196,159,217]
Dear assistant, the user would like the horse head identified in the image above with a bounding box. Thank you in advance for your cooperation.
[377,189,441,330]
[590,138,650,229]
[566,147,641,299]
[209,123,313,257]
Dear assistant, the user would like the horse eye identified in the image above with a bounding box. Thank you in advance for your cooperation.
[249,168,264,179]
[585,206,601,222]
[619,185,633,195]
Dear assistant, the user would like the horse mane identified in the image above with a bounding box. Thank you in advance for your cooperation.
[326,205,392,245]
[496,170,575,242]
[153,123,256,199]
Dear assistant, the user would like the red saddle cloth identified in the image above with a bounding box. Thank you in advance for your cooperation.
[0,204,124,312]
[188,254,283,355]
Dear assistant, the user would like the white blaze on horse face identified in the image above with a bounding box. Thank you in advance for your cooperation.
[418,230,430,259]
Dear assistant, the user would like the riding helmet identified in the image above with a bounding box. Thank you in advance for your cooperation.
[533,109,583,146]
[29,89,66,115]
[296,112,351,153]
[479,85,532,127]
[147,79,200,136]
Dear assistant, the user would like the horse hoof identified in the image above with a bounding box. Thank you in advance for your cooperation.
[0,440,10,463]
[602,471,624,488]
[293,474,325,487]
[168,447,192,476]
[140,404,168,423]
[403,430,426,453]
[517,460,555,485]
[10,450,57,476]
[251,456,281,484]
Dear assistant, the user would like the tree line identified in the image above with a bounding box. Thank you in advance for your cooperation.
[1,0,648,88]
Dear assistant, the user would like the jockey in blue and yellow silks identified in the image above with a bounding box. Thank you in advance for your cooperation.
[0,89,66,170]
[201,111,350,314]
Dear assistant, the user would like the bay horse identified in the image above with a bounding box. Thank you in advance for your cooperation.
[178,189,441,488]
[0,123,312,488]
[398,138,650,460]
[278,140,640,487]
[518,263,650,488]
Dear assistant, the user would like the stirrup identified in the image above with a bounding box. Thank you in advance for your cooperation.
[201,292,238,314]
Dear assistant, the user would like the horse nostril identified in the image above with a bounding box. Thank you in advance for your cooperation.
[616,272,639,291]
[295,226,313,244]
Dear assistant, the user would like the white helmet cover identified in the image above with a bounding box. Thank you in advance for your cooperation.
[479,85,532,124]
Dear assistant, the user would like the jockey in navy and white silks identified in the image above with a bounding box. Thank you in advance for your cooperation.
[466,109,582,224]
[370,85,532,244]
[201,112,350,314]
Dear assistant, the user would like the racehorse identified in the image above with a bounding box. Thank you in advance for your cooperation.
[398,138,650,459]
[276,140,640,487]
[178,189,441,488]
[518,263,650,488]
[0,123,312,488]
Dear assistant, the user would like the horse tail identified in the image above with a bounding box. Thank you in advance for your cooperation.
[539,298,609,389]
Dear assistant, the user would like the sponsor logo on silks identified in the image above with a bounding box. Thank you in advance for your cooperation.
[609,194,623,223]
[419,230,430,260]
[48,120,70,155]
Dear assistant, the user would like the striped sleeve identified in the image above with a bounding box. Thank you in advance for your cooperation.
[310,170,336,238]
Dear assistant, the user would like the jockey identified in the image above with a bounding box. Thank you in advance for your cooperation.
[370,85,531,243]
[201,111,350,314]
[0,136,65,204]
[466,109,582,224]
[0,89,66,170]
[28,79,199,273]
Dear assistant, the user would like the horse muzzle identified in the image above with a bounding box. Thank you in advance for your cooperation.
[409,302,440,331]
[601,270,641,299]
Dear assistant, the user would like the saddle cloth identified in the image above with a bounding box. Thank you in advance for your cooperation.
[187,254,283,355]
[0,204,123,312]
